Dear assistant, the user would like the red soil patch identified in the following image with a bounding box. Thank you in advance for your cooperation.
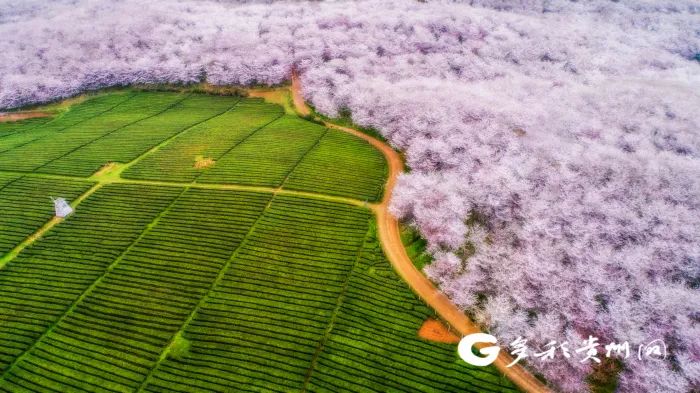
[0,111,52,123]
[418,318,461,344]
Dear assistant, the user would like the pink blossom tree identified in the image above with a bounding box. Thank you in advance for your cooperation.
[0,1,698,391]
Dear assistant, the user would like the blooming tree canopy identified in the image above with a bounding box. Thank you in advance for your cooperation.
[1,1,698,391]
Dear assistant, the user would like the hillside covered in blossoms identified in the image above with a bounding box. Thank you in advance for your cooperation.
[1,1,698,391]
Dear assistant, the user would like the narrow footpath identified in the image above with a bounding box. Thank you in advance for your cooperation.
[291,72,551,393]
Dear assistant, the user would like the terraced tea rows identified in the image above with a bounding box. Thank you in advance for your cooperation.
[0,93,166,171]
[284,130,386,201]
[306,221,512,392]
[122,99,284,182]
[0,90,516,392]
[0,94,132,156]
[0,184,181,378]
[142,195,371,392]
[196,116,328,187]
[39,95,239,177]
[0,187,272,392]
[0,117,51,137]
[0,175,93,256]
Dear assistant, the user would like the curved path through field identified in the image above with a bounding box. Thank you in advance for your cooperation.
[292,73,551,393]
[1,81,550,392]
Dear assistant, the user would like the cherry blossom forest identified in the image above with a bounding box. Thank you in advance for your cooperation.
[1,1,698,391]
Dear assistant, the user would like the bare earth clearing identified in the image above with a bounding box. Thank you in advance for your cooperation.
[0,111,52,122]
[418,318,461,344]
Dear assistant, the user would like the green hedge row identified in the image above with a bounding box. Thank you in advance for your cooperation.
[283,130,387,202]
[196,116,327,187]
[305,220,518,393]
[0,93,132,157]
[143,195,371,393]
[40,95,238,177]
[1,188,271,392]
[0,175,93,256]
[0,184,183,392]
[122,98,284,183]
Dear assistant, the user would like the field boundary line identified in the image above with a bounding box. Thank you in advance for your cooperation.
[0,92,137,155]
[34,93,192,172]
[0,173,25,194]
[134,193,277,392]
[113,97,244,177]
[0,170,368,207]
[300,217,373,393]
[290,73,552,393]
[0,170,84,181]
[0,185,189,382]
[115,178,368,207]
[0,181,101,269]
[278,127,329,189]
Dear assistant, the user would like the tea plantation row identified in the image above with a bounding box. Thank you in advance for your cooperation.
[0,91,515,392]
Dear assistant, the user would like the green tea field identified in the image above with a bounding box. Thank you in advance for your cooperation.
[0,91,516,392]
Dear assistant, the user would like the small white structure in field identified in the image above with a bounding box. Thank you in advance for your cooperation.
[51,197,73,218]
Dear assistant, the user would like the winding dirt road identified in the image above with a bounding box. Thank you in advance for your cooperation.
[291,73,551,393]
